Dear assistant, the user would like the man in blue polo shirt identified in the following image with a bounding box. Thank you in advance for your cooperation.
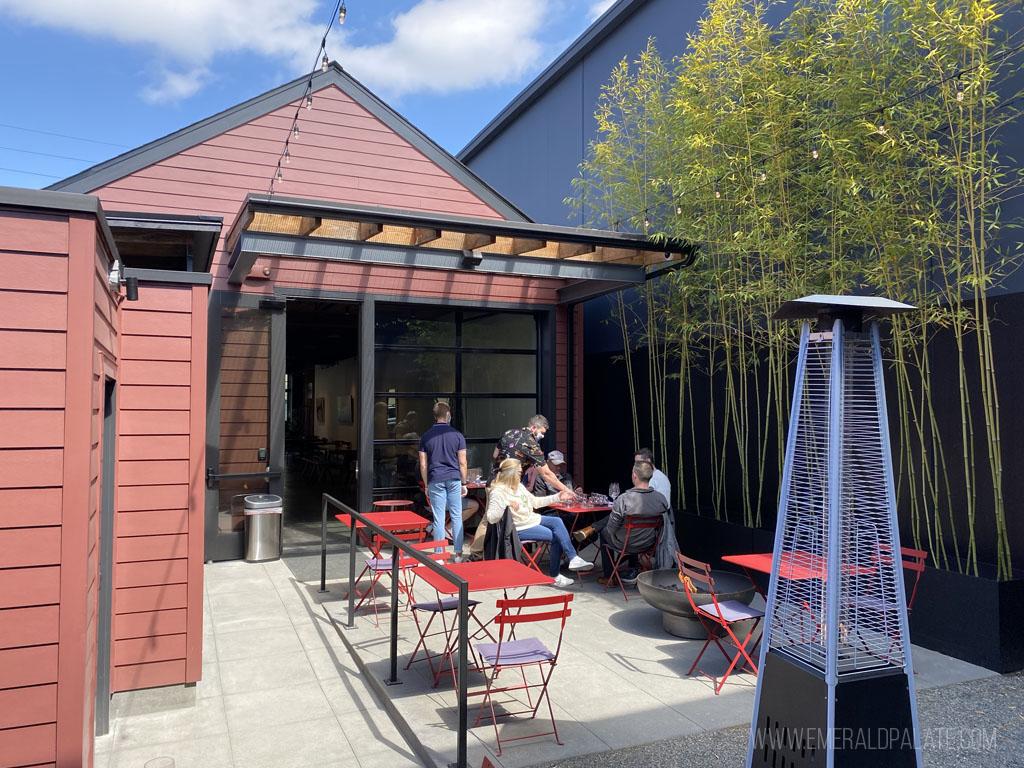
[418,401,468,557]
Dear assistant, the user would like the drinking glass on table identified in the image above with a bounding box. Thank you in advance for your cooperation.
[608,482,620,501]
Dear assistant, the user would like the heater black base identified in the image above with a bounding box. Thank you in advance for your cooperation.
[749,651,917,767]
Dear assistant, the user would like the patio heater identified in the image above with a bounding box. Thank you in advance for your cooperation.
[746,295,921,768]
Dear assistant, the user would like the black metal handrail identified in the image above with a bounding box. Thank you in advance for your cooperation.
[319,493,469,768]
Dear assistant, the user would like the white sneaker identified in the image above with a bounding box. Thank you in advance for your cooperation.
[552,574,574,588]
[568,556,593,571]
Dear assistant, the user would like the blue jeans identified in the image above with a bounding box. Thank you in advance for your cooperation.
[518,516,578,577]
[427,479,463,553]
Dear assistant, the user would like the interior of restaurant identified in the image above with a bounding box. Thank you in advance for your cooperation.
[279,300,543,547]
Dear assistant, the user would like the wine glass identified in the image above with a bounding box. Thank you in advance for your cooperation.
[608,482,620,501]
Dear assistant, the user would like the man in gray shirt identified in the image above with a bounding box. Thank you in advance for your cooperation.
[572,461,669,584]
[636,447,671,507]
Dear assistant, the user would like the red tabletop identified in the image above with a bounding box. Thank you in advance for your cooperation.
[414,559,554,595]
[335,510,427,531]
[722,551,874,581]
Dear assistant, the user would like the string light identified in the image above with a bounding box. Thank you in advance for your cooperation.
[676,204,683,215]
[322,54,329,72]
[714,186,721,199]
[759,165,767,182]
[276,166,283,182]
[956,79,965,102]
[877,111,886,135]
[811,146,819,160]
[643,213,650,229]
[306,93,313,110]
[284,148,291,163]
[339,1,347,23]
[293,124,300,139]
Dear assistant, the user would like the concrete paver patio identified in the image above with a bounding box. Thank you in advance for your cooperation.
[93,535,999,768]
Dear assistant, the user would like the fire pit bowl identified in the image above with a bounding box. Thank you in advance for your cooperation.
[637,568,757,639]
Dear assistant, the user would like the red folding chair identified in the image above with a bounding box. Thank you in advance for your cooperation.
[855,545,928,660]
[601,515,663,600]
[519,540,550,575]
[676,553,764,694]
[471,593,573,756]
[352,530,427,625]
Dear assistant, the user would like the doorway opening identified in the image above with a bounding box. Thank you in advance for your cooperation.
[282,299,359,548]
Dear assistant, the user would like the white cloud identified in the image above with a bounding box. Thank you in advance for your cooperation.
[587,0,616,22]
[0,0,554,101]
[340,0,547,96]
[141,66,211,104]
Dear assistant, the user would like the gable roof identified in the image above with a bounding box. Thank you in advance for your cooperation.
[458,0,647,163]
[49,63,529,222]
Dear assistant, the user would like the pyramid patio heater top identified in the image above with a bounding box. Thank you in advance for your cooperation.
[747,295,922,768]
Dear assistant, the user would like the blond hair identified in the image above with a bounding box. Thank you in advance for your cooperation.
[489,458,522,494]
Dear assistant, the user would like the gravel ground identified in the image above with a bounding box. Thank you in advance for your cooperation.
[538,671,1024,768]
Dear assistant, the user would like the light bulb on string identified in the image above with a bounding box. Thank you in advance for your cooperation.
[811,147,819,160]
[339,1,346,24]
[877,110,886,135]
[293,124,300,139]
[643,214,650,229]
[675,204,682,215]
[306,93,313,110]
[284,149,291,164]
[714,185,721,199]
[956,80,964,102]
[322,54,329,72]
[276,167,283,182]
[759,166,767,182]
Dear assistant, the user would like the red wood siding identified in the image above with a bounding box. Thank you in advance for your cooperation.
[0,211,68,768]
[86,84,506,290]
[113,281,207,693]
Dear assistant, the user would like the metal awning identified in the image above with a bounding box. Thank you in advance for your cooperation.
[225,194,696,299]
[106,211,223,272]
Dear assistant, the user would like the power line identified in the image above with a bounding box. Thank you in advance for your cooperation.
[0,145,102,163]
[0,123,131,149]
[0,166,63,179]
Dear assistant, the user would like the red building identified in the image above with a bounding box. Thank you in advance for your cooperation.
[0,65,690,767]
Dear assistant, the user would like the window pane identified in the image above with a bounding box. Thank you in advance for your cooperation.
[465,442,496,477]
[373,396,438,440]
[376,307,456,346]
[375,350,455,393]
[462,353,535,393]
[372,443,420,489]
[461,311,536,349]
[462,397,536,439]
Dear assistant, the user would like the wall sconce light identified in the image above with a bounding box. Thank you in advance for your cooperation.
[107,260,140,301]
[461,249,483,268]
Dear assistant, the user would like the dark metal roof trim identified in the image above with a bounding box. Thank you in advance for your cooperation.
[458,0,646,163]
[230,231,647,286]
[106,211,223,272]
[46,64,530,222]
[123,267,213,286]
[0,185,119,264]
[557,278,634,305]
[236,193,690,254]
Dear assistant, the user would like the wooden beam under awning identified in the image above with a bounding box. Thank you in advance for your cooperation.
[237,209,683,267]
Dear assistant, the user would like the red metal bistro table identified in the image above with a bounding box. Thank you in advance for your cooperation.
[412,560,555,686]
[548,502,611,534]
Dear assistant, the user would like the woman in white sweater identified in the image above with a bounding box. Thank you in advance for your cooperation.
[487,458,592,587]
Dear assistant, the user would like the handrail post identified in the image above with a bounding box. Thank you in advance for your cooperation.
[346,509,357,629]
[385,542,402,686]
[457,582,468,768]
[319,497,328,593]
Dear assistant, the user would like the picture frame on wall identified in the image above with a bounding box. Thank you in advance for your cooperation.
[336,395,353,424]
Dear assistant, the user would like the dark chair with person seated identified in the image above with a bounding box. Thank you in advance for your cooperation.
[600,515,664,600]
[676,552,764,694]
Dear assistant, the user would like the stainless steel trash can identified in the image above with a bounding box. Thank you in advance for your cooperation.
[243,494,283,562]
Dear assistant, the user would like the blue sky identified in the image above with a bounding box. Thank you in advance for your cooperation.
[0,0,616,189]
